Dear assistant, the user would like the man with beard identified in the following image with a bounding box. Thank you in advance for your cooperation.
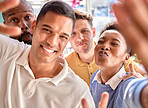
[65,10,99,88]
[2,0,35,45]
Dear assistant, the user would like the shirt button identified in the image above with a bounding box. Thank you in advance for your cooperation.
[89,65,91,68]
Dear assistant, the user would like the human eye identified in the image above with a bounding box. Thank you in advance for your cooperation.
[81,29,88,33]
[10,18,18,23]
[60,35,68,40]
[71,32,76,36]
[98,40,104,44]
[42,28,52,33]
[25,15,31,20]
[111,42,119,46]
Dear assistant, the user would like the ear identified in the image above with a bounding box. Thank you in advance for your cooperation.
[123,53,130,64]
[31,20,36,34]
[92,27,96,38]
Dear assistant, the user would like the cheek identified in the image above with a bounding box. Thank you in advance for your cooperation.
[27,21,33,28]
[95,45,100,52]
[94,46,99,57]
[8,22,17,26]
[70,38,76,46]
[83,34,90,40]
[60,41,68,50]
[111,48,126,61]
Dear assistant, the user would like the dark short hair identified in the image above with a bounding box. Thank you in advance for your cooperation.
[74,9,93,28]
[99,22,131,54]
[36,0,76,31]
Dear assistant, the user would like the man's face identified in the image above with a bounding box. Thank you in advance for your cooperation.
[95,30,128,69]
[31,11,73,63]
[70,19,94,54]
[3,3,35,44]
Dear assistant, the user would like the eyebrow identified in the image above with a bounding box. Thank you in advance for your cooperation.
[8,10,33,17]
[42,24,53,29]
[63,33,70,37]
[42,24,70,37]
[112,38,120,43]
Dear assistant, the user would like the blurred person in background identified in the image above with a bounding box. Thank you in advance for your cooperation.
[65,10,99,88]
[2,0,35,44]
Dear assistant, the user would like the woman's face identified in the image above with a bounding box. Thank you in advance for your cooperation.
[95,30,128,69]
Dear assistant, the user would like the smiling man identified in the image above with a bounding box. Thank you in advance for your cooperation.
[0,1,95,108]
[2,0,35,44]
[65,10,99,88]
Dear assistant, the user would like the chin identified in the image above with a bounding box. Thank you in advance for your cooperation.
[77,49,89,54]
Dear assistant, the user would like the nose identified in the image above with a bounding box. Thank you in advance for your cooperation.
[77,32,84,40]
[21,27,28,31]
[101,45,110,51]
[47,34,59,47]
[101,47,110,50]
[18,20,29,32]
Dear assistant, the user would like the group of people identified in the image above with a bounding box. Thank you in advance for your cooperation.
[0,0,147,108]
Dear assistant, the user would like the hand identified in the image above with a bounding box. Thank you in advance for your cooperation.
[123,63,143,80]
[98,92,109,108]
[82,92,109,108]
[81,98,89,108]
[0,0,21,35]
[112,0,148,72]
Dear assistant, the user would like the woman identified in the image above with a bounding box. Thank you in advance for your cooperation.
[90,22,146,108]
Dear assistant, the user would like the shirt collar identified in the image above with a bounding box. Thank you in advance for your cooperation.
[50,57,68,86]
[16,47,69,86]
[93,66,126,90]
[73,51,96,66]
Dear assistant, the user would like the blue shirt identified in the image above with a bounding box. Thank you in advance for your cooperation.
[91,70,148,108]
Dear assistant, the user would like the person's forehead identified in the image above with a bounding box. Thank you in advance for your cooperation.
[37,11,73,35]
[100,30,125,41]
[6,3,33,17]
[75,19,91,29]
[76,19,90,25]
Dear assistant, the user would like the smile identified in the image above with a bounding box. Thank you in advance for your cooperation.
[40,45,57,55]
[43,47,55,53]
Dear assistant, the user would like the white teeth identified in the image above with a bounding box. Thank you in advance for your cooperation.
[43,47,54,53]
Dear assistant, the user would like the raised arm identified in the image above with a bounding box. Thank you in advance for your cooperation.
[112,0,148,72]
[112,0,148,107]
[0,0,21,36]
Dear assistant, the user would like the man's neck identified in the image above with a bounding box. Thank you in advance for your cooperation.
[78,44,95,64]
[99,64,123,84]
[29,53,62,79]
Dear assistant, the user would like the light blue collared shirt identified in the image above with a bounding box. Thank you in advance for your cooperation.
[91,67,148,108]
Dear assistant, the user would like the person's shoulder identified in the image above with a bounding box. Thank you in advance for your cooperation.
[120,77,136,86]
[118,77,137,91]
[67,67,89,89]
[65,51,76,61]
[91,70,100,82]
[0,34,29,56]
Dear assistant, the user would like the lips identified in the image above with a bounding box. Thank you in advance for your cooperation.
[40,45,57,55]
[76,42,87,46]
[99,51,109,57]
[43,47,55,53]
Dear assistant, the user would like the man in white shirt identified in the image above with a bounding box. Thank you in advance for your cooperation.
[0,1,95,108]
